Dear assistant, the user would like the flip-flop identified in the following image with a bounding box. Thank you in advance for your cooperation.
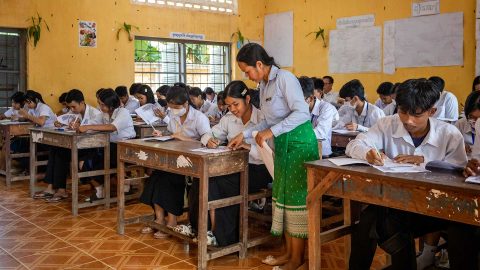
[272,266,283,270]
[140,226,154,234]
[170,224,195,237]
[153,230,170,239]
[33,191,54,199]
[262,255,288,266]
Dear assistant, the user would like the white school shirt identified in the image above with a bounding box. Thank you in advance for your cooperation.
[375,98,390,110]
[323,91,339,107]
[28,102,57,128]
[201,106,265,164]
[103,107,136,142]
[123,96,140,114]
[167,106,210,140]
[207,96,217,104]
[382,100,397,116]
[80,104,104,125]
[3,104,28,118]
[205,104,226,119]
[469,120,480,159]
[454,118,475,147]
[311,99,339,156]
[433,91,459,122]
[243,65,310,138]
[346,114,468,167]
[336,102,385,132]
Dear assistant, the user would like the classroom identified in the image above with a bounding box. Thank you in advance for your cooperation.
[0,0,479,269]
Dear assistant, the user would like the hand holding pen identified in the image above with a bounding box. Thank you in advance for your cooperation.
[366,145,386,166]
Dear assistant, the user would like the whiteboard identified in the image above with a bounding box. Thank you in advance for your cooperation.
[328,26,382,74]
[264,11,293,67]
[393,12,463,68]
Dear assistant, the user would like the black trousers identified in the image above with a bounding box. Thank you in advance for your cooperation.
[248,163,272,194]
[91,143,117,185]
[139,170,186,216]
[349,205,447,270]
[44,146,98,189]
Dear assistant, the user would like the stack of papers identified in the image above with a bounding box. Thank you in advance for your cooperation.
[142,136,173,142]
[332,129,359,135]
[57,113,80,125]
[466,176,480,184]
[328,158,428,173]
[135,104,160,125]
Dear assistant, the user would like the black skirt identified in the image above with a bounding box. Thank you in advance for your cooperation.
[139,170,186,216]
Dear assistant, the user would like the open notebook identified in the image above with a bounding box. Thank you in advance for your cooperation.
[328,157,428,173]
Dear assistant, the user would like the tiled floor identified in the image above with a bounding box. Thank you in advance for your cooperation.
[0,179,388,270]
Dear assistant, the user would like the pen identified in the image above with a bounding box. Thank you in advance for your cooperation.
[149,123,157,131]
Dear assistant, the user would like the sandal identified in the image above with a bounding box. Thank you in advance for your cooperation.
[170,224,195,237]
[262,255,289,266]
[140,226,154,234]
[33,191,54,199]
[85,193,104,203]
[207,231,218,246]
[153,230,170,239]
[46,195,67,203]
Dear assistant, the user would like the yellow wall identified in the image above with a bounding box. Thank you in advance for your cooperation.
[265,0,476,107]
[0,0,265,110]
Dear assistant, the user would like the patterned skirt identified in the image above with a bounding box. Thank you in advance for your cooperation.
[271,121,319,238]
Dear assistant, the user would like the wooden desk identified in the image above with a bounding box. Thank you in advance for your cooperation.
[29,128,113,216]
[0,121,33,187]
[133,122,168,138]
[116,140,255,270]
[331,131,359,148]
[305,160,480,270]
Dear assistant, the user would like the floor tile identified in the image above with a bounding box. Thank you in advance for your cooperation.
[15,246,97,269]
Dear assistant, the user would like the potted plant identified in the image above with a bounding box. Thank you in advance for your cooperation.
[116,22,139,42]
[26,12,50,48]
[306,27,327,48]
[231,29,249,49]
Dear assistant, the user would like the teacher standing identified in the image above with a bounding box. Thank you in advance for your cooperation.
[228,43,319,270]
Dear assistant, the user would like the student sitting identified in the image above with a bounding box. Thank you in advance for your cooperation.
[139,84,210,239]
[195,81,273,247]
[206,91,228,122]
[336,79,385,132]
[455,91,480,154]
[374,81,395,109]
[18,90,56,128]
[311,77,324,100]
[299,76,338,158]
[154,85,170,124]
[0,92,26,120]
[346,78,468,270]
[77,88,136,201]
[189,86,215,114]
[430,76,459,123]
[382,82,400,116]
[34,89,103,201]
[57,92,70,115]
[115,85,140,114]
[322,75,340,107]
[473,76,480,92]
[204,87,217,104]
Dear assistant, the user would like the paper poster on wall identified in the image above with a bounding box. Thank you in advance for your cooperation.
[477,0,480,18]
[477,19,480,40]
[328,26,382,74]
[336,14,375,29]
[412,0,440,17]
[264,11,293,67]
[477,41,480,76]
[169,32,205,41]
[79,21,97,48]
[393,12,463,68]
[383,21,396,74]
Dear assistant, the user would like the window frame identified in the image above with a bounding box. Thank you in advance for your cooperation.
[134,36,232,92]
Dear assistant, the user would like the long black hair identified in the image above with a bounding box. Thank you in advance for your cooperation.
[98,88,121,110]
[167,84,195,108]
[472,76,480,92]
[136,84,156,104]
[24,90,45,104]
[223,80,259,108]
[236,43,278,68]
[464,91,480,118]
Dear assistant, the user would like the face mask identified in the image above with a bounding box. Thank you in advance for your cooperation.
[171,107,186,117]
[468,119,476,130]
[158,99,167,107]
[62,108,69,113]
[344,100,357,109]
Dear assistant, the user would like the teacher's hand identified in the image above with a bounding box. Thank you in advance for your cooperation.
[227,133,244,150]
[255,129,273,148]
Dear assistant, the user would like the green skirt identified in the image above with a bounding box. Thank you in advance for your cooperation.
[271,121,319,238]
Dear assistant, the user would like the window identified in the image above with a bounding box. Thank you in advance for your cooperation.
[132,0,237,15]
[0,29,26,113]
[134,37,231,92]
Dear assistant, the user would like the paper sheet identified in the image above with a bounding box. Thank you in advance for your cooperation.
[57,113,80,126]
[383,21,396,74]
[191,146,231,154]
[328,158,369,166]
[332,129,359,135]
[142,136,173,142]
[466,176,480,184]
[372,160,429,173]
[253,131,275,178]
[135,104,160,125]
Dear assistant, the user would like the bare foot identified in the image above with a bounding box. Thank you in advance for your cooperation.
[279,259,303,270]
[262,254,290,266]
